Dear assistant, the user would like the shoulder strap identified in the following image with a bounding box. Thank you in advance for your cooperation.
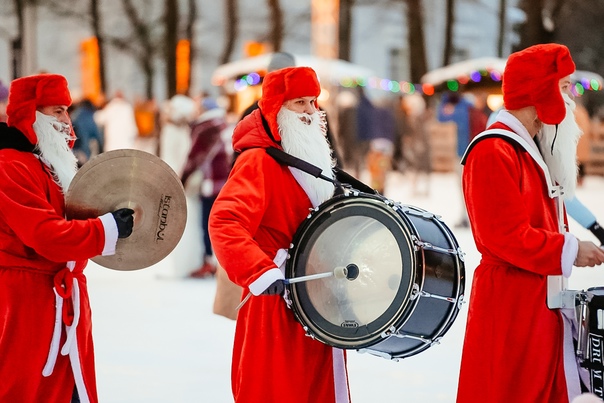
[461,128,560,200]
[265,147,376,194]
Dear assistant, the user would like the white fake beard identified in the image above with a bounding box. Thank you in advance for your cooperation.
[536,94,582,200]
[278,107,335,207]
[33,111,78,195]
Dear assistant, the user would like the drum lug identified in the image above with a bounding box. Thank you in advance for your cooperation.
[409,283,420,300]
[357,348,397,361]
[302,325,316,340]
[457,247,466,262]
[380,326,398,339]
[307,206,318,218]
[457,295,466,310]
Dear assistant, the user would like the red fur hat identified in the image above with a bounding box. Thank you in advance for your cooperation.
[503,43,575,125]
[258,66,321,142]
[6,74,72,145]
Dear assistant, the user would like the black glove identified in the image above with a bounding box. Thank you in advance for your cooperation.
[261,279,285,296]
[589,221,604,245]
[111,208,135,238]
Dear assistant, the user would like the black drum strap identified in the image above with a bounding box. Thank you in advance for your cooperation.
[265,147,376,194]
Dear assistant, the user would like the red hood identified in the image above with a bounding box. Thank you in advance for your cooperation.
[232,109,281,153]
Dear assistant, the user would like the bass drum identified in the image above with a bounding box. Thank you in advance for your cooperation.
[285,193,465,360]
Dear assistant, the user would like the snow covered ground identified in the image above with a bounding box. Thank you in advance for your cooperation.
[85,171,604,403]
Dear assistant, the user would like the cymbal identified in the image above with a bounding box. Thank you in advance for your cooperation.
[65,149,187,271]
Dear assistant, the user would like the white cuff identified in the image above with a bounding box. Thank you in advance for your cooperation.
[249,268,285,296]
[561,232,578,278]
[99,213,119,256]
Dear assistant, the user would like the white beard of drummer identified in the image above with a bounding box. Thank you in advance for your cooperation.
[536,93,583,200]
[33,111,79,195]
[277,107,335,207]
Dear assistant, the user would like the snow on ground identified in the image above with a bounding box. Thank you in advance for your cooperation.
[85,172,604,403]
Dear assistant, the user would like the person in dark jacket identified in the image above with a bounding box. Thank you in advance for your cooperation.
[181,98,229,278]
[71,98,102,166]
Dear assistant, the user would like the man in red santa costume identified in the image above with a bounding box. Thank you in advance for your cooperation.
[0,74,134,403]
[457,44,604,403]
[209,66,350,402]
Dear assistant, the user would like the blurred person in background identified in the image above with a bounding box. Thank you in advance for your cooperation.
[94,90,138,152]
[0,73,133,403]
[0,80,8,123]
[181,97,229,278]
[158,94,197,177]
[365,97,396,194]
[437,91,473,228]
[401,93,432,197]
[71,98,102,167]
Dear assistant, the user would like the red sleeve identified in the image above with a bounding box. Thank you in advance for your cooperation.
[0,156,105,262]
[463,138,564,275]
[208,149,280,288]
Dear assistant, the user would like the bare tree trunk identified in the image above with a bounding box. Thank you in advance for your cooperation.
[338,0,353,61]
[164,0,178,99]
[11,0,24,78]
[90,0,106,94]
[267,0,284,52]
[443,0,454,66]
[219,0,239,65]
[185,0,197,95]
[497,0,506,57]
[517,0,549,49]
[122,0,155,99]
[406,0,428,83]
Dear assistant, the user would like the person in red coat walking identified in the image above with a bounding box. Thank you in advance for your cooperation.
[209,67,350,402]
[457,44,604,402]
[0,74,134,403]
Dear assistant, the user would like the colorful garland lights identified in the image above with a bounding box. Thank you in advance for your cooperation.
[229,69,601,96]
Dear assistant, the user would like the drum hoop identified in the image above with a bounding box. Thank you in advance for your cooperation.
[287,194,421,348]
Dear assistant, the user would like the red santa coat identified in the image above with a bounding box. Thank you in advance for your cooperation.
[0,148,108,403]
[457,121,573,402]
[209,109,350,403]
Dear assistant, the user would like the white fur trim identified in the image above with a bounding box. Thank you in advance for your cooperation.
[68,330,91,403]
[100,212,118,256]
[42,289,64,376]
[332,348,350,403]
[42,261,77,377]
[249,268,285,296]
[562,233,578,278]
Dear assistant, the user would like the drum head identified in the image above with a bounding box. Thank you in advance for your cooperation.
[287,195,419,349]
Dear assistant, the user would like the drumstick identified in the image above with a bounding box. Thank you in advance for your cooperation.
[284,264,359,284]
[235,264,360,310]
